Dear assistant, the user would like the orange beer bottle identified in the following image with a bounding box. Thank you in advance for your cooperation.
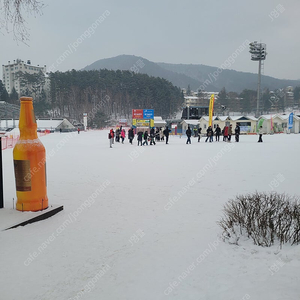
[13,97,48,211]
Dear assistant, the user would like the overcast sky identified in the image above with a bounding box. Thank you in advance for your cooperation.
[1,0,299,81]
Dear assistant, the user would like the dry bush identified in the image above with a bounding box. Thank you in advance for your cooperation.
[218,192,300,247]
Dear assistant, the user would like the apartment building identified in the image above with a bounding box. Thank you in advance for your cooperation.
[2,59,47,95]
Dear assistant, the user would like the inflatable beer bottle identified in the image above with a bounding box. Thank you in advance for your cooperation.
[13,97,48,211]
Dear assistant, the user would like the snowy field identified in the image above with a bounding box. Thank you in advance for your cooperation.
[1,130,300,300]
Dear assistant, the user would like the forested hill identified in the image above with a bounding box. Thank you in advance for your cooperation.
[83,55,300,93]
[49,69,183,126]
[157,62,300,93]
[83,55,217,91]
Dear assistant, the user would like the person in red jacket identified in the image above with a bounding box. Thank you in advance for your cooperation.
[223,125,228,142]
[109,129,114,148]
[121,129,125,144]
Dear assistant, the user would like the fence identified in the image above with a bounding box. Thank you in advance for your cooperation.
[1,131,50,150]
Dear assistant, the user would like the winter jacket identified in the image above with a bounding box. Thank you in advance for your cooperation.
[235,126,240,135]
[163,127,171,137]
[128,129,134,139]
[137,131,143,141]
[259,128,264,134]
[223,126,228,136]
[121,130,125,138]
[206,127,213,136]
[186,128,192,137]
[215,127,221,135]
[228,126,232,135]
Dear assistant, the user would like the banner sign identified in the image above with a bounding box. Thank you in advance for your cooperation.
[257,118,264,132]
[132,109,143,119]
[208,94,215,127]
[136,119,150,127]
[150,119,154,128]
[288,112,294,129]
[143,109,154,119]
[132,109,154,119]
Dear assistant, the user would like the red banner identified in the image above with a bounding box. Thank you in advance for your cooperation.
[132,109,143,119]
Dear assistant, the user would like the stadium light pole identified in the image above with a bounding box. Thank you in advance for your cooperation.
[249,41,267,117]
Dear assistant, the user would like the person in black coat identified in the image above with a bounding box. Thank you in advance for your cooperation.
[143,131,148,145]
[215,124,221,142]
[235,124,240,142]
[186,126,192,144]
[150,127,156,145]
[198,127,202,142]
[137,131,143,146]
[128,128,134,144]
[205,126,213,142]
[163,126,171,144]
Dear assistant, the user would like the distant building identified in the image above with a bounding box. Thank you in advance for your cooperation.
[154,116,166,128]
[199,115,258,133]
[259,114,300,134]
[180,119,200,132]
[0,118,75,132]
[182,92,219,119]
[2,59,47,95]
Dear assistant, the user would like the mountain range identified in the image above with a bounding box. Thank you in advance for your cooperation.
[83,55,300,93]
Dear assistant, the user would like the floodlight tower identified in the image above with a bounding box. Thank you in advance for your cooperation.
[249,41,267,117]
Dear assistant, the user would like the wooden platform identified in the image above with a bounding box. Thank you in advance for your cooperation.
[0,204,63,231]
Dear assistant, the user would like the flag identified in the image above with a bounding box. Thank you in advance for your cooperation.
[208,94,215,127]
[257,118,264,132]
[288,112,293,129]
[270,115,273,130]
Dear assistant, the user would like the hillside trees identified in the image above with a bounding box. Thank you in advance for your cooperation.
[49,69,184,125]
[239,89,256,113]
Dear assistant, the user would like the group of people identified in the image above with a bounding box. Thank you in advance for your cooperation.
[109,123,264,148]
[185,124,241,144]
[108,126,171,148]
[108,126,126,148]
[205,124,241,143]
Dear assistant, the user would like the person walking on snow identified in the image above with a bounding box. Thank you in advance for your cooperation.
[109,129,114,148]
[121,129,125,143]
[198,127,202,142]
[186,126,192,144]
[193,127,198,137]
[137,130,143,146]
[227,124,232,142]
[223,125,228,142]
[128,128,134,144]
[150,128,156,145]
[258,126,263,142]
[205,126,213,142]
[163,126,171,144]
[143,131,148,145]
[235,124,240,142]
[215,124,221,142]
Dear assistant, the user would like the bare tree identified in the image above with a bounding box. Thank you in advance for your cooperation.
[0,0,44,42]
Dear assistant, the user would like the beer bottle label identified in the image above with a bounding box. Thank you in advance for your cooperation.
[13,160,32,191]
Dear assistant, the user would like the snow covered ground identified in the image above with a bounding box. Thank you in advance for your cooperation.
[1,130,299,300]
